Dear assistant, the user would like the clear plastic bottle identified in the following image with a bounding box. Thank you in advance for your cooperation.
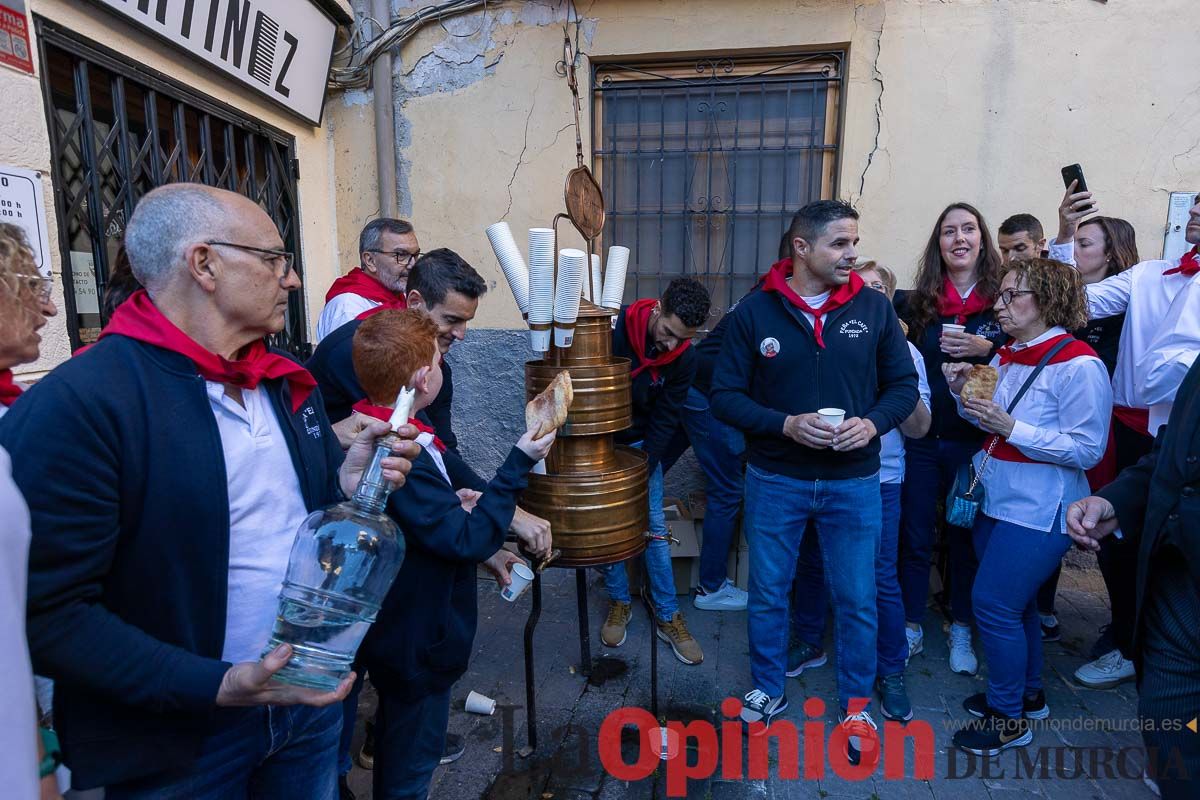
[263,434,405,690]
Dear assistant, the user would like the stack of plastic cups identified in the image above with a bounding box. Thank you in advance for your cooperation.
[585,253,602,304]
[601,246,630,310]
[485,222,530,318]
[527,228,555,352]
[554,249,587,348]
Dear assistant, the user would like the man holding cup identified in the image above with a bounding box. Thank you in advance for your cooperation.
[711,200,918,764]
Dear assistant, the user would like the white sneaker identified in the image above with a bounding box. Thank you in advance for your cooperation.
[693,579,748,611]
[740,688,788,728]
[1074,649,1136,689]
[905,625,924,664]
[839,708,879,766]
[949,624,978,675]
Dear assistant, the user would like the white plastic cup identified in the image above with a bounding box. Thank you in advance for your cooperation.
[818,407,845,428]
[486,222,530,314]
[601,246,630,309]
[650,726,681,761]
[529,327,551,352]
[942,323,966,335]
[465,690,497,716]
[554,249,586,348]
[586,254,602,302]
[501,562,535,602]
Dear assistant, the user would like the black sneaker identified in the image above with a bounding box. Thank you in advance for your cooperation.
[1040,615,1061,643]
[440,732,466,765]
[739,689,788,730]
[839,708,879,767]
[963,690,1050,720]
[953,710,1033,756]
[875,673,913,722]
[338,774,356,800]
[784,641,828,677]
[356,720,374,770]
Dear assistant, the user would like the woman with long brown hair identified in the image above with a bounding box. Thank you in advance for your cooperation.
[894,202,1007,677]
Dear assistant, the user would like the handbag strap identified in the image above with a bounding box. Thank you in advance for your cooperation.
[969,336,1074,489]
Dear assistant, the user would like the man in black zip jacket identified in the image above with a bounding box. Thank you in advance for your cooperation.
[711,200,918,759]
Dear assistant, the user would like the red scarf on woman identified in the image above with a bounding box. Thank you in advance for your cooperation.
[760,258,863,348]
[0,370,21,407]
[325,268,407,310]
[351,399,444,452]
[95,290,316,413]
[937,277,991,325]
[986,333,1098,462]
[625,298,692,381]
[1164,245,1200,277]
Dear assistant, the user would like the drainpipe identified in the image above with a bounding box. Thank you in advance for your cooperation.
[371,0,399,217]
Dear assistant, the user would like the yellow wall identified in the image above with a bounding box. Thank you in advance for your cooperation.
[389,0,1200,329]
[3,0,354,378]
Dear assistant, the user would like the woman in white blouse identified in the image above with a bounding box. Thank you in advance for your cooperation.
[942,258,1111,758]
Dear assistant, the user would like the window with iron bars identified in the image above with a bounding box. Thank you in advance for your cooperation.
[592,52,845,324]
[36,19,309,357]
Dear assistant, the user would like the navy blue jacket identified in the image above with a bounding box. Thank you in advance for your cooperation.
[0,336,344,789]
[893,290,1006,442]
[611,305,697,469]
[306,318,483,491]
[693,285,762,396]
[711,284,919,480]
[358,444,533,700]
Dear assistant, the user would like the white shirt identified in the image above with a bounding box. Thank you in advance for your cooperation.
[956,327,1112,533]
[797,290,831,329]
[880,342,931,484]
[418,431,451,484]
[207,383,311,664]
[315,294,381,342]
[1049,239,1198,433]
[0,447,37,800]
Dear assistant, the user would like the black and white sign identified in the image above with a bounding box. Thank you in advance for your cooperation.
[0,163,51,276]
[90,0,337,125]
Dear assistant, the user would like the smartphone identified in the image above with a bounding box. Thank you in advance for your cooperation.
[1061,164,1095,211]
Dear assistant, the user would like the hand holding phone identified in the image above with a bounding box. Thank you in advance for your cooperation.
[1059,164,1098,241]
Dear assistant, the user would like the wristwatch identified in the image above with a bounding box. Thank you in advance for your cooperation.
[38,726,61,778]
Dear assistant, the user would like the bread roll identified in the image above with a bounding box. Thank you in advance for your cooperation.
[525,371,574,438]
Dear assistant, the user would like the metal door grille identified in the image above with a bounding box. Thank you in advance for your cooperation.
[593,53,845,316]
[36,20,309,356]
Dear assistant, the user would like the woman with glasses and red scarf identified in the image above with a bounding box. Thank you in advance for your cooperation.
[893,203,1008,678]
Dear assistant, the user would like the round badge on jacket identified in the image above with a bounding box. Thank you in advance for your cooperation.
[760,337,780,358]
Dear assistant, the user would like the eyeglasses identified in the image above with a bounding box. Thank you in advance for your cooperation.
[367,249,420,267]
[206,241,295,277]
[997,288,1035,306]
[865,280,886,292]
[14,272,52,305]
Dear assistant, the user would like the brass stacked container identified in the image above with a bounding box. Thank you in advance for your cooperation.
[521,301,649,567]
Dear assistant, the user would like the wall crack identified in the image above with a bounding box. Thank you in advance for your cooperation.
[855,0,888,204]
[502,99,538,222]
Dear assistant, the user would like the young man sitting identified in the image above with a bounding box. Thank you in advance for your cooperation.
[349,309,556,800]
[599,277,711,665]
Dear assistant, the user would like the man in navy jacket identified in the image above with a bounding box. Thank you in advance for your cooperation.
[0,184,418,796]
[711,200,918,761]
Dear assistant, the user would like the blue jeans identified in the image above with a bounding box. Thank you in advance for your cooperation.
[745,465,880,707]
[792,482,908,678]
[373,686,452,800]
[106,705,340,800]
[899,436,980,625]
[971,514,1071,717]
[680,387,745,592]
[599,451,678,621]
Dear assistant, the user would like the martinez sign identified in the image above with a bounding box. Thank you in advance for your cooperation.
[89,0,336,125]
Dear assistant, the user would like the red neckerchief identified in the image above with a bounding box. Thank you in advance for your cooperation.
[625,298,692,381]
[986,333,1097,462]
[760,258,864,348]
[937,276,991,325]
[1113,405,1151,438]
[0,370,21,407]
[325,267,407,309]
[351,399,445,452]
[94,290,316,413]
[1163,245,1200,277]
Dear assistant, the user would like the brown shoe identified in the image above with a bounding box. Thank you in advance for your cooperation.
[656,612,704,665]
[601,601,632,647]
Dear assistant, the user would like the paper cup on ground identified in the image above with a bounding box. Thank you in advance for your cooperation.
[942,323,966,335]
[465,690,497,716]
[818,407,845,428]
[554,248,586,347]
[486,222,530,314]
[601,246,630,309]
[650,726,681,761]
[501,562,535,602]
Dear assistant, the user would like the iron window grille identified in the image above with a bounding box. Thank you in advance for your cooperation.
[35,19,310,357]
[592,52,846,321]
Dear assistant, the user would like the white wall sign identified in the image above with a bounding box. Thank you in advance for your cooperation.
[1164,191,1198,262]
[89,0,337,125]
[0,163,51,276]
[69,251,99,315]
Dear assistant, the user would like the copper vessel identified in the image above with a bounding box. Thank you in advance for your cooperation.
[522,302,648,567]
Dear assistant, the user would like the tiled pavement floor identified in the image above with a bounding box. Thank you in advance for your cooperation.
[344,555,1157,799]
